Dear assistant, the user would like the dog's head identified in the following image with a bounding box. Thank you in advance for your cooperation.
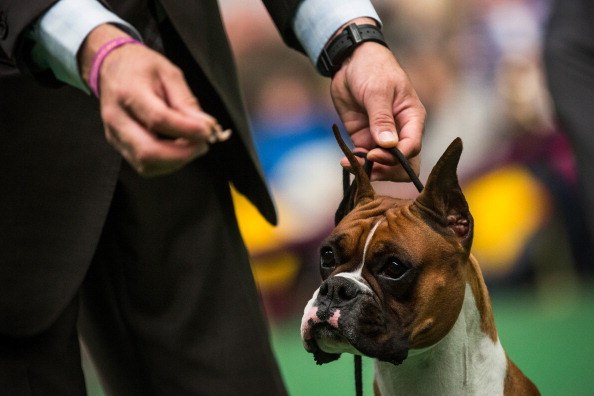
[300,131,473,365]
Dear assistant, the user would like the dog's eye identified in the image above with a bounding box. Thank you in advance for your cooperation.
[380,258,409,280]
[320,247,336,269]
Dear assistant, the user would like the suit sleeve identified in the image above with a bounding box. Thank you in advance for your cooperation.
[0,0,59,60]
[260,0,304,51]
[261,0,380,70]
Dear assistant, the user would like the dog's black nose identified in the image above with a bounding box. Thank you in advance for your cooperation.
[315,276,362,322]
[319,276,360,303]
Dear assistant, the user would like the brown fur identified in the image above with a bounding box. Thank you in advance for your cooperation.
[466,254,498,341]
[505,358,541,395]
[327,131,539,394]
[466,254,540,395]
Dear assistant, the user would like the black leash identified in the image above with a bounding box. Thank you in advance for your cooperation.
[348,148,423,193]
[386,147,424,193]
[337,127,423,396]
[354,354,363,396]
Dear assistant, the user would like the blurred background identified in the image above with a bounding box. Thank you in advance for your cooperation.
[87,0,594,394]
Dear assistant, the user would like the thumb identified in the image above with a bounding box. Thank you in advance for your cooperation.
[159,65,218,131]
[366,94,399,148]
[161,68,204,115]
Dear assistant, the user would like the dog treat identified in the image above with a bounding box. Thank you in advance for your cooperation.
[208,124,232,144]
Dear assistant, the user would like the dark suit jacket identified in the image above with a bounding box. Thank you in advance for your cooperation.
[0,0,303,337]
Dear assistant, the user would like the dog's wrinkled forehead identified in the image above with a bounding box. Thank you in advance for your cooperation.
[338,195,408,228]
[334,218,383,291]
[327,132,472,292]
[327,196,413,267]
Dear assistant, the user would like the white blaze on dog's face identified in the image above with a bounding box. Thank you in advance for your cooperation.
[300,137,474,366]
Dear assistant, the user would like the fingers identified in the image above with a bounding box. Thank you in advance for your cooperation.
[105,56,216,141]
[120,85,215,141]
[369,156,421,182]
[331,42,426,182]
[363,86,399,149]
[339,151,421,182]
[366,107,424,166]
[362,76,425,163]
[392,104,425,159]
[157,65,220,138]
[98,45,232,176]
[102,105,209,176]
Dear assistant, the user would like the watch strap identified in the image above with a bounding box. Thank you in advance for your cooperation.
[317,23,388,77]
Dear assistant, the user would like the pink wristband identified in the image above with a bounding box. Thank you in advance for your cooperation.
[88,37,142,97]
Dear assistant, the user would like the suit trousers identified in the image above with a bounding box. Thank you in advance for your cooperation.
[1,156,286,396]
[0,11,286,396]
[79,158,286,396]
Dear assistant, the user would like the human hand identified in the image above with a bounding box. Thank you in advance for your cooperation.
[330,36,425,182]
[79,24,227,176]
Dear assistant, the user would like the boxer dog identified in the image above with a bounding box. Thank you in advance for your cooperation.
[300,133,539,395]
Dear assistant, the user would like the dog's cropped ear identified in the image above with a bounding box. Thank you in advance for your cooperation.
[412,138,473,250]
[332,125,375,224]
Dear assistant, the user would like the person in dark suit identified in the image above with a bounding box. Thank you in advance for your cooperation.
[0,0,426,394]
[544,0,594,275]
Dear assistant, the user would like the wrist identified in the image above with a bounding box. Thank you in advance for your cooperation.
[330,17,377,40]
[317,20,388,78]
[78,24,132,86]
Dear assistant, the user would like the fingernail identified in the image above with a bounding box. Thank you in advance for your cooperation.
[378,131,397,144]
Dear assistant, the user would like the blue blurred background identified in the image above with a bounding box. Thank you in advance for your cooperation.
[87,0,594,394]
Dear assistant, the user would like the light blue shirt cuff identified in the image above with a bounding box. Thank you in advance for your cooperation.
[30,0,141,93]
[293,0,380,67]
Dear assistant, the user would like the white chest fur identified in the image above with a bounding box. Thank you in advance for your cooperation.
[374,284,508,395]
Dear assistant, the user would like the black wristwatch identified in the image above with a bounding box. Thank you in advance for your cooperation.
[317,23,388,77]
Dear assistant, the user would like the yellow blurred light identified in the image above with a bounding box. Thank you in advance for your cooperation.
[464,165,550,273]
[232,188,284,254]
[232,187,302,292]
[251,252,300,291]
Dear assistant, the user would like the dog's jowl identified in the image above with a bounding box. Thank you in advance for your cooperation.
[300,135,539,395]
